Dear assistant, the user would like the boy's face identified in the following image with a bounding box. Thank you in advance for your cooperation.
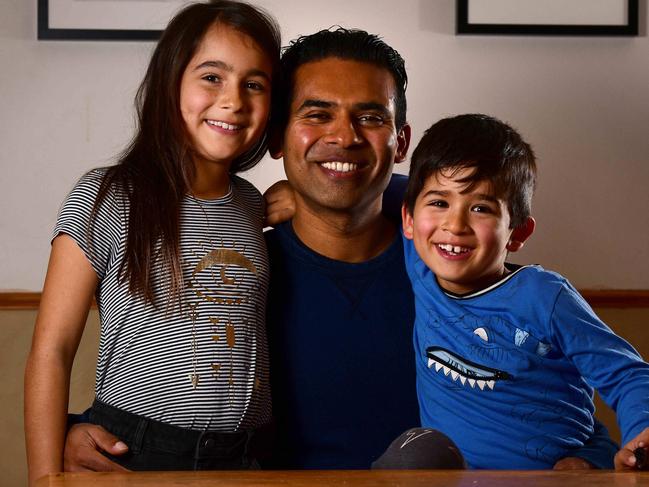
[403,168,530,295]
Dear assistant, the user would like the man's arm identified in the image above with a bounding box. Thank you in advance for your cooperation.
[64,422,129,472]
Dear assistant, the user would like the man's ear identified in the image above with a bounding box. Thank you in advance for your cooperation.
[394,123,411,165]
[507,217,536,252]
[401,202,414,239]
[268,123,284,160]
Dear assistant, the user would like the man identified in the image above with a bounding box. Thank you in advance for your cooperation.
[64,27,621,471]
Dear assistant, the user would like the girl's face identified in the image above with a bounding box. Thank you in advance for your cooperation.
[180,22,272,171]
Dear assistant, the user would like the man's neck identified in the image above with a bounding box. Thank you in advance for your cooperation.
[291,201,397,263]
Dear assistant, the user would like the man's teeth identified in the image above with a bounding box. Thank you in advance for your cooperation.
[321,162,358,173]
[438,244,469,255]
[427,358,495,390]
[206,120,240,131]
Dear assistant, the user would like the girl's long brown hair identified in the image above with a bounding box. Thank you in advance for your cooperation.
[92,1,281,305]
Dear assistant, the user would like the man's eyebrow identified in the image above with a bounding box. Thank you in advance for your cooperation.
[354,102,391,116]
[194,60,270,80]
[297,99,335,111]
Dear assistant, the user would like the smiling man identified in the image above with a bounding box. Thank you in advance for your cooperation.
[264,29,416,468]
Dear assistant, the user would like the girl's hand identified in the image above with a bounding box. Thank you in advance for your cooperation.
[264,180,296,227]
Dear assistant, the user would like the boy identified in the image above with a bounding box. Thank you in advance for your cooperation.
[400,114,649,469]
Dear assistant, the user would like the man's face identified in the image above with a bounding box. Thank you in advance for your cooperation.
[275,58,409,216]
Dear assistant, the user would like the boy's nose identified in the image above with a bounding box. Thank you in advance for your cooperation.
[443,210,469,234]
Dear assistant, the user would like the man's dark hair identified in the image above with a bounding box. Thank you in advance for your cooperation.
[276,27,407,129]
[404,114,537,229]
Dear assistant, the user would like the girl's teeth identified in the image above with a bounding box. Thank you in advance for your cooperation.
[321,162,358,173]
[207,120,240,130]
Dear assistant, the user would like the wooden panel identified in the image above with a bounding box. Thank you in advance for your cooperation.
[35,469,649,487]
[2,291,649,310]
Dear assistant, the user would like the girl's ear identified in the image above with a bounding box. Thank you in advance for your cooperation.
[268,123,284,159]
[507,217,536,252]
[402,203,415,239]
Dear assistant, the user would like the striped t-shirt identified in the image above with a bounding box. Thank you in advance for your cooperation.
[54,169,271,431]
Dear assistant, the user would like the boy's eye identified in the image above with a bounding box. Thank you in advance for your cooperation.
[472,204,493,213]
[428,200,448,208]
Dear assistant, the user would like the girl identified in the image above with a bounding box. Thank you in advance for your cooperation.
[25,0,281,481]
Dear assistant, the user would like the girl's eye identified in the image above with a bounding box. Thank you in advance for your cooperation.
[245,81,266,91]
[203,74,221,83]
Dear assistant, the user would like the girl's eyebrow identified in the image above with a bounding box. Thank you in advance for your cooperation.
[194,60,270,80]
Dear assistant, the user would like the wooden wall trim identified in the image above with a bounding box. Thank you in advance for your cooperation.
[0,292,97,310]
[1,290,649,310]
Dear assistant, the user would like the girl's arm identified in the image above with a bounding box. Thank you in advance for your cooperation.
[24,234,98,484]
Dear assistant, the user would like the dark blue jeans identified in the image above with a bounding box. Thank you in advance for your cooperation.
[88,399,271,471]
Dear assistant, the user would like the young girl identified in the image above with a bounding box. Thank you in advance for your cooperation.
[25,0,281,481]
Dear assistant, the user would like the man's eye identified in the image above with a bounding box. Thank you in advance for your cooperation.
[472,205,493,213]
[304,112,330,121]
[358,115,383,125]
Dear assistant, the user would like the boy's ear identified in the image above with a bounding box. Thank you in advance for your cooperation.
[394,123,411,165]
[506,217,536,252]
[401,202,414,239]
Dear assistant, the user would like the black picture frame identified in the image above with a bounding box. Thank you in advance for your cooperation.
[37,0,192,41]
[456,0,639,36]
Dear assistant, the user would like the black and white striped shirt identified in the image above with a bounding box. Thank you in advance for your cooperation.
[54,169,271,431]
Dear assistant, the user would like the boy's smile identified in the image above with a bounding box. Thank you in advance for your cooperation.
[403,168,530,295]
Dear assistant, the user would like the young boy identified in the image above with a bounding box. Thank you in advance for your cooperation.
[400,114,649,469]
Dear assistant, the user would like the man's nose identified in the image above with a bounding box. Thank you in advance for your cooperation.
[324,115,363,147]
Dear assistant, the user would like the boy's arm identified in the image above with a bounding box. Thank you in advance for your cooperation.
[554,419,618,469]
[24,235,97,484]
[615,427,649,470]
[382,173,408,222]
[551,285,649,462]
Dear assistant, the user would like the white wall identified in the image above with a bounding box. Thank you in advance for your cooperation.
[1,0,648,291]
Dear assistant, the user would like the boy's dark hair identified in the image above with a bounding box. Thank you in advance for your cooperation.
[275,27,407,130]
[404,114,536,229]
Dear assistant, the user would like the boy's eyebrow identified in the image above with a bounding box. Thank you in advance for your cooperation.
[194,60,270,80]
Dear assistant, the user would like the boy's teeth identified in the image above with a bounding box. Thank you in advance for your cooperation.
[321,161,358,173]
[439,244,468,254]
[207,120,240,130]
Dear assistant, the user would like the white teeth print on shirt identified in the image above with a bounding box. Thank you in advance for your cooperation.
[206,120,241,131]
[438,244,469,255]
[321,162,358,173]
